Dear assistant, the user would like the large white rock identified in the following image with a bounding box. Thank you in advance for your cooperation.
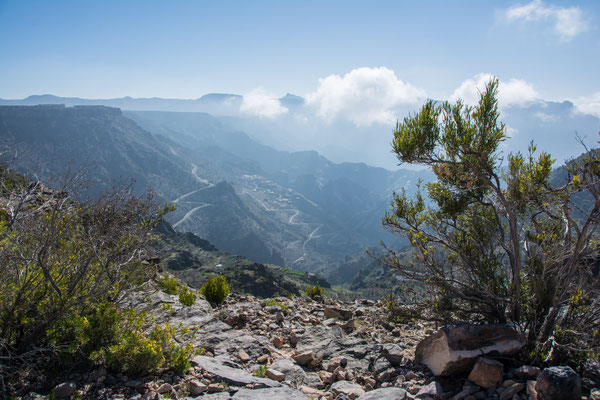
[414,324,526,376]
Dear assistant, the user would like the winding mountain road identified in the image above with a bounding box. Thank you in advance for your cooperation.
[173,203,211,228]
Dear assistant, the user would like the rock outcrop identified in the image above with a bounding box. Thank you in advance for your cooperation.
[414,324,526,376]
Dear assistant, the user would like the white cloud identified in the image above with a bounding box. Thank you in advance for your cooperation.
[573,91,600,117]
[504,0,589,41]
[240,87,288,118]
[449,73,539,108]
[534,112,559,122]
[306,67,426,126]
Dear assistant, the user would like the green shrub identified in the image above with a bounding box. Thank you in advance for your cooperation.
[201,275,230,304]
[264,298,288,310]
[50,303,194,376]
[254,365,267,378]
[305,284,323,299]
[149,324,195,374]
[158,276,180,295]
[103,329,165,376]
[178,286,196,307]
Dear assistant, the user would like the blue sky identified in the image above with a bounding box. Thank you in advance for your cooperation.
[0,0,598,105]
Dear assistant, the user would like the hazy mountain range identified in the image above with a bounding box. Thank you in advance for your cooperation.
[0,90,597,284]
[2,93,598,170]
[0,104,423,280]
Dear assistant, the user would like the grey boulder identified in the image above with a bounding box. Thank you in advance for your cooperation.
[415,324,526,376]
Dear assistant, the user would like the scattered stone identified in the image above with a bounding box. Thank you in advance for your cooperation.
[331,380,366,399]
[257,354,269,364]
[363,376,376,388]
[290,332,301,346]
[356,387,407,400]
[188,379,208,396]
[273,336,284,348]
[380,343,404,366]
[512,365,541,380]
[536,366,582,400]
[341,319,355,332]
[208,383,226,392]
[327,357,343,372]
[499,382,524,400]
[293,351,315,366]
[373,357,392,374]
[157,383,173,394]
[53,382,77,398]
[232,387,310,399]
[266,368,286,382]
[415,381,443,399]
[271,357,307,386]
[324,306,354,320]
[405,371,418,381]
[318,370,335,384]
[89,368,107,381]
[238,349,251,362]
[125,380,144,388]
[303,372,325,389]
[468,357,503,389]
[526,380,538,400]
[415,324,526,376]
[192,355,281,388]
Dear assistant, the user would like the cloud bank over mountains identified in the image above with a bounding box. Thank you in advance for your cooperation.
[305,67,426,126]
[2,66,597,170]
[240,87,288,118]
[228,66,598,170]
[239,67,598,124]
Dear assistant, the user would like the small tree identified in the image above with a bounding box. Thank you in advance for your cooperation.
[377,78,600,363]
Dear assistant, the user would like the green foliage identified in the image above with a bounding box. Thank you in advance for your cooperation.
[158,276,180,295]
[178,286,196,307]
[48,302,194,376]
[264,298,289,310]
[0,170,187,389]
[305,284,323,299]
[200,275,230,304]
[103,328,165,376]
[148,324,195,374]
[379,78,600,365]
[0,173,171,354]
[254,365,267,378]
[382,293,415,325]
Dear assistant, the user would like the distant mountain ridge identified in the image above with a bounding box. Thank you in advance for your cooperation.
[0,104,421,277]
[2,93,598,171]
[0,93,242,113]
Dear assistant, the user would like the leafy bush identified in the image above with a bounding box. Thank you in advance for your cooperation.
[254,365,267,378]
[158,276,180,295]
[382,293,415,325]
[49,303,194,376]
[305,284,323,299]
[200,275,230,304]
[103,329,165,376]
[0,173,171,355]
[178,286,196,307]
[264,298,288,310]
[148,324,195,374]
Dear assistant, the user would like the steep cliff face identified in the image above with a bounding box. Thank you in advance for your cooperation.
[0,105,198,199]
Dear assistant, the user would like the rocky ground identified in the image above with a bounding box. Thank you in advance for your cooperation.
[19,281,600,400]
